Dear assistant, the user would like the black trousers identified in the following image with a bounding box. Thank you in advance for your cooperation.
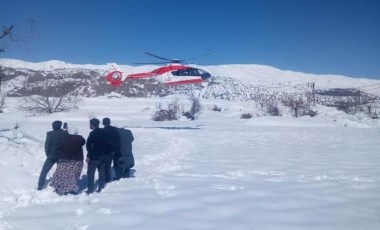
[114,158,133,180]
[114,164,131,179]
[104,152,116,183]
[87,159,106,193]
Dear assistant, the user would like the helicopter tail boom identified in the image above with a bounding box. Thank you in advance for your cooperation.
[127,72,158,79]
[105,63,159,87]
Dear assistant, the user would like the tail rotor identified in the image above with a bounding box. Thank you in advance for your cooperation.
[105,63,125,87]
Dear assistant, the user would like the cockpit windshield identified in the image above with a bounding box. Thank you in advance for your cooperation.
[171,68,211,80]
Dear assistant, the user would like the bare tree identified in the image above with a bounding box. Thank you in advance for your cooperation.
[0,20,36,127]
[281,93,311,117]
[18,78,82,115]
[152,99,181,121]
[0,25,15,52]
[1,20,36,52]
[258,95,280,116]
[0,26,15,90]
[364,102,379,119]
[336,92,370,115]
[0,65,3,90]
[0,90,6,113]
[183,93,202,120]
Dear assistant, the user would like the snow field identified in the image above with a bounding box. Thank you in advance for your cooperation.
[0,97,379,230]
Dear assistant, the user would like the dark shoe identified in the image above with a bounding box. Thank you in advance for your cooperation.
[85,190,93,195]
[65,191,78,195]
[37,186,43,191]
[124,168,131,178]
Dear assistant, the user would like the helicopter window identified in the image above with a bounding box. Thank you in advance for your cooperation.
[188,68,199,76]
[180,69,189,76]
[172,69,197,76]
[171,70,179,76]
[197,69,206,74]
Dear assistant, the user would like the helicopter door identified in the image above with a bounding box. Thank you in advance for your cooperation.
[165,72,172,81]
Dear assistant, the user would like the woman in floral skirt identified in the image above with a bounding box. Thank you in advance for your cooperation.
[51,127,85,195]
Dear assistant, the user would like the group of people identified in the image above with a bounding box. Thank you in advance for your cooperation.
[37,118,135,195]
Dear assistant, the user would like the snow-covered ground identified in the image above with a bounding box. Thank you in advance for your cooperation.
[1,96,380,230]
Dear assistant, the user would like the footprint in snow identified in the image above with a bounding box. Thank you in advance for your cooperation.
[97,208,119,215]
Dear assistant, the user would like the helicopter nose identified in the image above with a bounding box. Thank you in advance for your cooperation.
[201,72,211,80]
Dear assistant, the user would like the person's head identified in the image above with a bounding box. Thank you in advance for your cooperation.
[68,126,78,135]
[102,117,111,126]
[52,120,62,131]
[89,118,100,130]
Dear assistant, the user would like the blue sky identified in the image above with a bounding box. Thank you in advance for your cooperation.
[1,0,379,79]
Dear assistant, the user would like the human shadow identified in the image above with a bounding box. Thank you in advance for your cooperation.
[76,169,137,194]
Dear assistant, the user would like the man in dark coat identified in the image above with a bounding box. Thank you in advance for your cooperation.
[37,120,67,190]
[102,117,120,183]
[86,118,109,194]
[114,127,134,179]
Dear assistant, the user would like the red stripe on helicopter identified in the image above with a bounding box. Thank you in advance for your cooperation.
[127,72,158,79]
[164,78,204,85]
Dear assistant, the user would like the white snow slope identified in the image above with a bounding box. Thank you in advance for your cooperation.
[1,95,380,230]
[1,59,380,229]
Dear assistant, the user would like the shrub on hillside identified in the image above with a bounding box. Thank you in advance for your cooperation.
[182,95,202,120]
[257,96,281,116]
[240,113,252,119]
[152,100,180,121]
[211,105,222,112]
[0,91,6,113]
[306,109,318,117]
[268,106,281,116]
[281,93,315,117]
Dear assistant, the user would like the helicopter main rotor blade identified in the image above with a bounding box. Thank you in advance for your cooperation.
[181,53,211,62]
[133,61,171,65]
[144,52,174,62]
[142,51,211,64]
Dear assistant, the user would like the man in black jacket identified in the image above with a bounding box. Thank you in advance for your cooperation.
[86,118,109,194]
[37,120,67,190]
[102,117,121,183]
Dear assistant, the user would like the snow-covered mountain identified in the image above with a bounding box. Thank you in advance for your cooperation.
[1,58,379,95]
[1,58,379,108]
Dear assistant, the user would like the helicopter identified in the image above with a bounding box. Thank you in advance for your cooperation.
[106,52,212,87]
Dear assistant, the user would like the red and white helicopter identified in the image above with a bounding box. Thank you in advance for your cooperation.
[106,52,212,87]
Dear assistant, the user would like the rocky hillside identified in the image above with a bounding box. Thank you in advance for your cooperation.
[1,59,379,106]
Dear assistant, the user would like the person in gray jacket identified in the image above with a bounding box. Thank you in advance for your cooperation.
[114,127,134,179]
[37,120,67,190]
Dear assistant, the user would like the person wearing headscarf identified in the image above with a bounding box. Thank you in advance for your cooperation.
[50,126,85,195]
